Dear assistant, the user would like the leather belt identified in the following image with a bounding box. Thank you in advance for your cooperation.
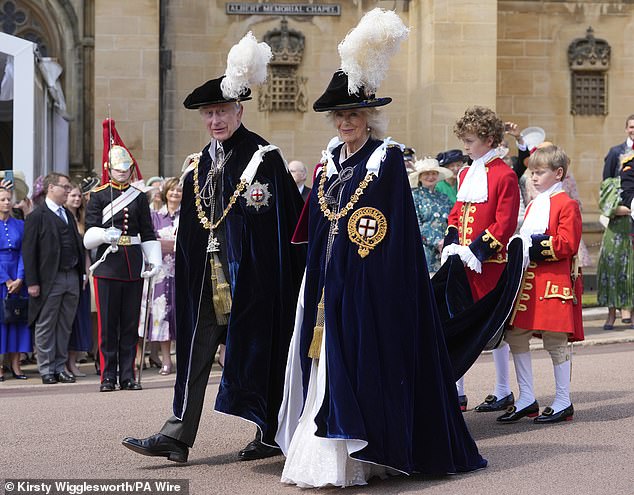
[117,235,141,246]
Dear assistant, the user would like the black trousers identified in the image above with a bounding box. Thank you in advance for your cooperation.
[161,276,227,447]
[94,277,143,384]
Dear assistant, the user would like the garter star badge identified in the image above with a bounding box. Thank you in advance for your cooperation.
[242,181,272,211]
[347,207,387,258]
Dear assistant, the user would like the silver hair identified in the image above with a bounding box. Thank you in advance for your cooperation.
[326,107,389,141]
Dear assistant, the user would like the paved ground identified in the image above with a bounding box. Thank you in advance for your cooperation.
[1,308,633,495]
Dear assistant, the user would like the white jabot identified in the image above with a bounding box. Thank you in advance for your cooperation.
[456,148,500,204]
[520,182,563,238]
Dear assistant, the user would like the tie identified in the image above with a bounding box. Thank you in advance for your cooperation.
[216,144,225,166]
[57,207,67,223]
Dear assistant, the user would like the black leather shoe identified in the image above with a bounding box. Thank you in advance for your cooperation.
[534,404,574,424]
[100,379,116,392]
[122,433,189,463]
[238,439,281,461]
[55,371,76,383]
[474,392,515,412]
[11,367,28,380]
[120,379,143,390]
[496,401,539,422]
[41,374,57,384]
[458,395,468,412]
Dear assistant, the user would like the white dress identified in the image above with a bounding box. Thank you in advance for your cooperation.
[278,287,396,488]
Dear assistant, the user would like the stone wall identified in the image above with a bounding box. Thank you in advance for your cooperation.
[93,0,159,179]
[497,1,634,219]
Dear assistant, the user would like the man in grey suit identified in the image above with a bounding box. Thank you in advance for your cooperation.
[23,172,84,384]
[288,160,311,202]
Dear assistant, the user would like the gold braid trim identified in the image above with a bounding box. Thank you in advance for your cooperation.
[192,155,247,230]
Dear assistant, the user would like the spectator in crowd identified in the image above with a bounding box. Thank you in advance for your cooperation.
[435,149,467,204]
[65,182,92,377]
[84,119,161,392]
[408,157,453,273]
[288,160,311,202]
[0,185,30,381]
[23,172,84,385]
[146,176,165,212]
[501,145,583,424]
[603,114,634,180]
[442,106,520,413]
[403,146,416,172]
[31,176,46,207]
[597,151,634,329]
[122,38,305,463]
[138,177,181,375]
[0,171,30,220]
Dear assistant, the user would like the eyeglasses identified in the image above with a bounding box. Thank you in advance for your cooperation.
[54,183,73,191]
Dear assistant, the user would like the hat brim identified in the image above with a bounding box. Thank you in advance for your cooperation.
[184,96,252,110]
[313,97,392,113]
[408,167,454,188]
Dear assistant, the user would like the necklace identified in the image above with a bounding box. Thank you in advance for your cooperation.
[316,166,374,223]
[192,155,247,232]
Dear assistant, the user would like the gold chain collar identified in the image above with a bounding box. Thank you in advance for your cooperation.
[316,165,374,222]
[192,155,247,231]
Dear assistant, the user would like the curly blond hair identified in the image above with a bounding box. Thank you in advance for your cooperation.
[453,106,505,148]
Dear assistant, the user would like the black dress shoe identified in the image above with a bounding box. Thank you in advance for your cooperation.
[458,395,468,412]
[474,392,515,412]
[55,371,76,383]
[496,401,539,423]
[122,433,189,463]
[120,379,143,390]
[238,438,281,461]
[0,375,5,382]
[10,367,28,380]
[534,404,574,424]
[41,374,57,384]
[100,379,116,392]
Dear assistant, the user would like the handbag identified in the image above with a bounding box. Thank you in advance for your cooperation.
[2,295,28,325]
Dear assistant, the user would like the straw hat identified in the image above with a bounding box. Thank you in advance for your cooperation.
[408,158,453,188]
[0,170,29,202]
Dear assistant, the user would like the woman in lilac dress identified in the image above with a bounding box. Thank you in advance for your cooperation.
[0,186,30,381]
[138,178,181,375]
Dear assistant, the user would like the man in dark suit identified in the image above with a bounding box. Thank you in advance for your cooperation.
[288,160,311,202]
[603,114,634,179]
[23,172,84,384]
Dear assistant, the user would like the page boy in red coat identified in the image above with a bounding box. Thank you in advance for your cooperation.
[499,144,583,424]
[442,106,520,412]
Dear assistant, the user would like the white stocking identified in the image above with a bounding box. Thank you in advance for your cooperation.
[456,375,465,396]
[492,342,511,398]
[551,360,571,413]
[512,352,535,410]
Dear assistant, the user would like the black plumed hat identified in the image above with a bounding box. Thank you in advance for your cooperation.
[183,76,252,109]
[313,70,391,112]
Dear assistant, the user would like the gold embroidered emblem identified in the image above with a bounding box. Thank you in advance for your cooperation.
[347,207,387,258]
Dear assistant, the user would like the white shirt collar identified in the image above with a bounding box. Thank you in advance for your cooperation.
[626,137,633,149]
[45,197,64,212]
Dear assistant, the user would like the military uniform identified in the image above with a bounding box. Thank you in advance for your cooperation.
[85,181,156,387]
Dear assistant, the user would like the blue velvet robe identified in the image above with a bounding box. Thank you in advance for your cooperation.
[298,139,486,474]
[173,124,305,444]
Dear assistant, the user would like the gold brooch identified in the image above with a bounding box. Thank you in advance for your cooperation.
[347,207,387,258]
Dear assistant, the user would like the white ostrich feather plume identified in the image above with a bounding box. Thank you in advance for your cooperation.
[338,9,409,96]
[221,32,273,100]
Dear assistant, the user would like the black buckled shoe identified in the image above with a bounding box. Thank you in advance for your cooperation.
[534,404,574,424]
[238,438,281,461]
[122,433,189,463]
[55,371,76,383]
[496,401,539,423]
[120,379,143,391]
[458,395,468,412]
[100,379,116,392]
[474,392,515,412]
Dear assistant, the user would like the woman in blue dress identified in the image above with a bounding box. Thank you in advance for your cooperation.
[409,158,454,273]
[0,186,30,381]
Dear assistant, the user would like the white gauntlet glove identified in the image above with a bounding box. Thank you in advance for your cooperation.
[141,240,162,279]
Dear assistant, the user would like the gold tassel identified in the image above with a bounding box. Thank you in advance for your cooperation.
[210,254,232,325]
[308,289,325,359]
